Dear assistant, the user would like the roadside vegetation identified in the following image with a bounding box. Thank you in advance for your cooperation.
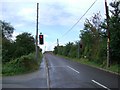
[53,1,120,74]
[1,20,42,76]
[57,55,119,74]
[2,52,42,76]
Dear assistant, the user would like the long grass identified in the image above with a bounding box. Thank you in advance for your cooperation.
[56,54,120,74]
[2,52,42,76]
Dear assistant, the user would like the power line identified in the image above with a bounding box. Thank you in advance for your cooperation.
[59,0,97,40]
[48,0,97,49]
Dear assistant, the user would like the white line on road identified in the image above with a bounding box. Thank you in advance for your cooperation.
[67,66,80,74]
[48,66,66,67]
[92,80,111,90]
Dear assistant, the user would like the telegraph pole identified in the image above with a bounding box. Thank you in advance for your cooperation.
[35,3,39,61]
[57,39,59,46]
[105,0,110,67]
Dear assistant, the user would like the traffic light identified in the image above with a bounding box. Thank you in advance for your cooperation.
[80,44,82,48]
[39,34,44,45]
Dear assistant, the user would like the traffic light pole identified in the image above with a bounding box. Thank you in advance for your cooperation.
[35,3,39,61]
[105,0,110,67]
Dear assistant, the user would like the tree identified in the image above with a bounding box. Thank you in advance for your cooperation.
[109,1,120,63]
[53,46,58,54]
[14,32,35,58]
[57,46,64,55]
[68,43,77,58]
[80,12,106,63]
[62,42,73,56]
[53,42,78,58]
[0,20,14,39]
[2,38,15,63]
[1,20,15,63]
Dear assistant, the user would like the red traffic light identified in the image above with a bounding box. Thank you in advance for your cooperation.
[40,35,43,38]
[39,35,44,45]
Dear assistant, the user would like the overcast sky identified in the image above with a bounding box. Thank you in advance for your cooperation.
[1,0,113,51]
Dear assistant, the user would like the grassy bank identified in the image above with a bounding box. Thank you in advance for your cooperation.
[57,54,120,75]
[2,52,42,76]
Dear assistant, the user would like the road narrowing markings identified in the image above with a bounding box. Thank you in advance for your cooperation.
[67,66,80,74]
[92,80,111,90]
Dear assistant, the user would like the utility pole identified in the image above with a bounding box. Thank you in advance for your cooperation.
[35,3,39,61]
[105,0,110,67]
[57,39,59,46]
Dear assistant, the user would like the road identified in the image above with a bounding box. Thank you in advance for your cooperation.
[44,53,119,89]
[2,53,119,89]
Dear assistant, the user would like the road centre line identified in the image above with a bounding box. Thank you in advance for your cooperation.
[92,80,111,90]
[67,66,80,74]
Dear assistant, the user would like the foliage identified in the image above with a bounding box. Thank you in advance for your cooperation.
[80,12,106,64]
[1,20,15,63]
[109,1,120,63]
[2,38,16,63]
[2,29,36,63]
[2,52,42,76]
[1,20,43,76]
[0,20,14,39]
[53,1,120,68]
[62,42,74,56]
[54,42,78,58]
[14,32,35,58]
[59,55,119,74]
[54,12,107,64]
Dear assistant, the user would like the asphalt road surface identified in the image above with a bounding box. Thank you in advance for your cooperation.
[44,53,119,89]
[2,53,119,89]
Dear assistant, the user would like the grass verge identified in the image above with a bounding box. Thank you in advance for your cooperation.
[56,54,120,75]
[2,52,42,76]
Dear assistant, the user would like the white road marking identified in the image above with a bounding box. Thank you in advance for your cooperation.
[48,66,66,67]
[67,66,80,74]
[92,80,111,90]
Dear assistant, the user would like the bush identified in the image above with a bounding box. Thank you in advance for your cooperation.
[2,52,42,76]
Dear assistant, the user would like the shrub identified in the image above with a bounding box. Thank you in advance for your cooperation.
[2,52,41,76]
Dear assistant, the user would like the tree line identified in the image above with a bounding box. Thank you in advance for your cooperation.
[1,20,41,64]
[53,1,120,66]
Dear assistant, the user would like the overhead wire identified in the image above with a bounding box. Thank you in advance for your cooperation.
[58,0,97,40]
[47,0,97,49]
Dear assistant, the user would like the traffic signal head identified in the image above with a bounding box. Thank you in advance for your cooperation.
[39,35,44,45]
[80,44,82,48]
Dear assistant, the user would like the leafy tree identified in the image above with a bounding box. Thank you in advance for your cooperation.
[68,44,77,58]
[57,46,64,55]
[53,42,78,58]
[109,1,120,63]
[80,12,106,63]
[14,32,35,58]
[62,42,73,56]
[1,20,15,63]
[53,46,58,54]
[0,20,14,39]
[53,1,120,67]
